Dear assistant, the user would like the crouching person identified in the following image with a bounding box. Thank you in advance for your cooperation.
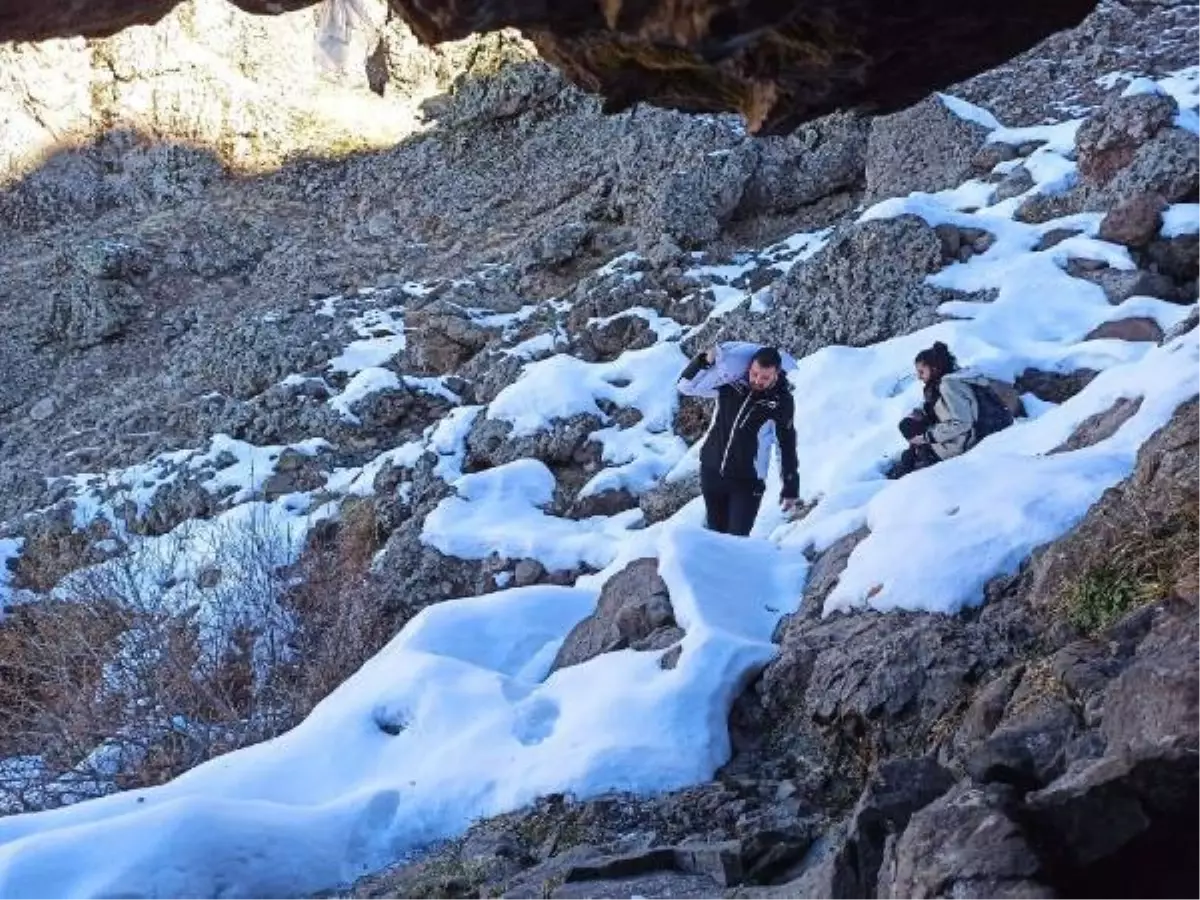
[889,341,1014,479]
[677,342,800,536]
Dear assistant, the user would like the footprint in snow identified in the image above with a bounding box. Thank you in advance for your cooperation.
[511,696,560,746]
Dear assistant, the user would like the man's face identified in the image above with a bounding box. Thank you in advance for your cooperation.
[748,361,779,392]
[915,362,933,384]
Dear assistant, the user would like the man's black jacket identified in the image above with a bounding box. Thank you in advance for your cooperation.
[678,352,800,499]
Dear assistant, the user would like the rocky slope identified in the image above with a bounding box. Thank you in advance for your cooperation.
[0,0,1196,896]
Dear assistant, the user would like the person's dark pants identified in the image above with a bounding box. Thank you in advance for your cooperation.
[700,467,765,536]
[888,443,941,479]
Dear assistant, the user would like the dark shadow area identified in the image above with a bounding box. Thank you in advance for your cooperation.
[1062,818,1200,899]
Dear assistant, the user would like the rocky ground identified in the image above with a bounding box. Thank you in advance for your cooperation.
[0,0,1196,896]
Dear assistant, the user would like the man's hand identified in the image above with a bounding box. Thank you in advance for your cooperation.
[781,497,798,514]
[705,345,717,364]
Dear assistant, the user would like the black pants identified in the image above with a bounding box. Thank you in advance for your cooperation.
[888,443,941,479]
[701,467,765,536]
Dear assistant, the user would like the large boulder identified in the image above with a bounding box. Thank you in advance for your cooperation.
[738,113,869,215]
[806,758,957,899]
[1075,92,1199,208]
[1014,601,1199,898]
[1101,602,1198,753]
[642,144,758,249]
[466,413,604,471]
[1101,128,1199,208]
[876,782,1051,899]
[865,96,992,202]
[1076,92,1179,186]
[745,216,962,357]
[751,595,1036,764]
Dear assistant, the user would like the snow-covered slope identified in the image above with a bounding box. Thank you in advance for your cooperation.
[0,68,1196,899]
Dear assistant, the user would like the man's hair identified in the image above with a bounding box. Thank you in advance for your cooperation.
[751,346,783,369]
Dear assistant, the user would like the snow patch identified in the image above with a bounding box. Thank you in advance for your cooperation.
[422,459,642,571]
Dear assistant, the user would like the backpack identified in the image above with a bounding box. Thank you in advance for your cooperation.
[969,383,1015,443]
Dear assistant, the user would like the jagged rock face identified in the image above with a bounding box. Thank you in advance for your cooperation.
[1,0,1098,133]
[398,0,1099,134]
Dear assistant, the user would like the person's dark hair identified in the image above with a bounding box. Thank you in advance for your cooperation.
[752,346,783,370]
[914,341,958,377]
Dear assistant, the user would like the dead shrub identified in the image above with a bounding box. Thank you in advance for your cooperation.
[276,497,396,717]
[10,527,99,593]
[0,496,400,813]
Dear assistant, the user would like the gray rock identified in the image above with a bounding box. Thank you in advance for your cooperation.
[261,461,326,501]
[877,783,1051,899]
[568,488,639,519]
[28,397,57,422]
[993,166,1036,203]
[40,266,141,349]
[423,59,566,129]
[514,558,546,587]
[70,237,152,282]
[529,222,592,268]
[644,144,758,249]
[946,665,1026,765]
[467,413,603,470]
[1050,640,1115,701]
[1014,191,1084,225]
[1162,306,1199,344]
[759,605,1034,763]
[1083,317,1164,343]
[1075,92,1179,186]
[638,472,701,526]
[749,216,963,357]
[1146,233,1200,283]
[967,698,1078,792]
[576,313,655,363]
[405,311,492,375]
[550,558,678,672]
[731,758,955,899]
[1097,193,1168,247]
[791,526,869,621]
[1033,228,1082,251]
[1014,368,1098,404]
[865,96,991,202]
[1096,127,1199,207]
[739,113,868,215]
[1070,266,1181,305]
[1049,397,1143,454]
[972,142,1019,172]
[1102,604,1198,753]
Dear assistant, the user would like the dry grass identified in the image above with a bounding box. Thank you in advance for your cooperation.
[1062,491,1198,634]
[0,496,399,813]
[275,497,395,716]
[10,528,97,592]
